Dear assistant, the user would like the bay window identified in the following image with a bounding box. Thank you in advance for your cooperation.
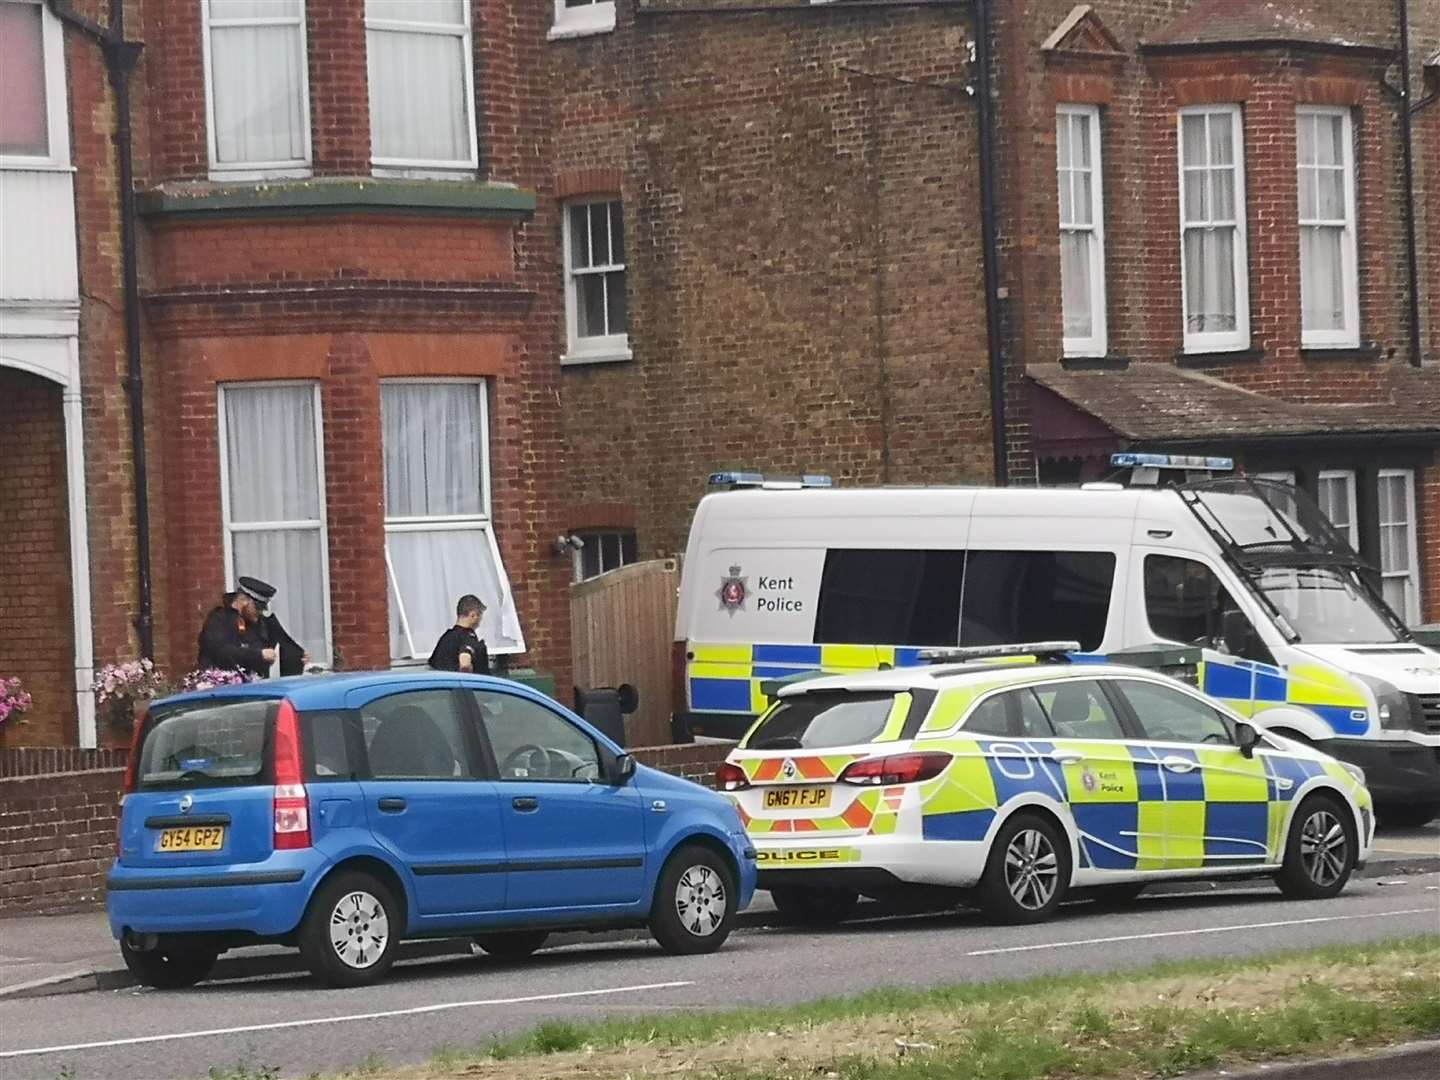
[381,381,524,661]
[1377,469,1421,624]
[0,0,67,166]
[219,384,332,665]
[1057,105,1106,357]
[1296,107,1359,348]
[366,0,477,171]
[202,0,311,176]
[1316,470,1358,551]
[1179,106,1250,352]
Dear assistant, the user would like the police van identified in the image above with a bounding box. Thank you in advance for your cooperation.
[673,457,1440,822]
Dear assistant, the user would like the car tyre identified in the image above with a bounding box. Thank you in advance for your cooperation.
[649,844,736,956]
[1377,802,1439,829]
[1275,794,1357,900]
[298,871,400,988]
[473,930,549,961]
[768,884,860,927]
[976,811,1072,925]
[119,939,218,990]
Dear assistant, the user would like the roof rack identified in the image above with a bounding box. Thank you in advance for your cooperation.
[916,641,1080,665]
[707,471,834,491]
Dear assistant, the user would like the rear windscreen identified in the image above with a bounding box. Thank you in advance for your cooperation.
[138,699,277,788]
[745,693,900,751]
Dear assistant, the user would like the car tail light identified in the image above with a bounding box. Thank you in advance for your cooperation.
[716,761,750,791]
[122,704,149,795]
[840,752,952,787]
[272,700,311,850]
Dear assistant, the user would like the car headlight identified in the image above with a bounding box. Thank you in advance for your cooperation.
[1339,762,1367,788]
[1357,674,1414,731]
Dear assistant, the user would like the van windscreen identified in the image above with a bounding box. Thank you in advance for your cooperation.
[746,692,899,750]
[138,699,277,788]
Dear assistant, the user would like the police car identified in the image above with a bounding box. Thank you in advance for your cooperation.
[717,642,1374,925]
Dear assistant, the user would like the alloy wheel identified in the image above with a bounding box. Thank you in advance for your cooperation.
[674,864,728,937]
[329,889,390,969]
[1005,828,1059,911]
[1300,809,1348,888]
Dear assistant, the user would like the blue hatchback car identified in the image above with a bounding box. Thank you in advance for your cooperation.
[108,672,756,988]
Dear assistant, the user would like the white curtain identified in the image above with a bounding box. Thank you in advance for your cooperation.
[1300,226,1345,331]
[1182,112,1239,336]
[386,528,523,659]
[1297,112,1349,335]
[223,384,328,662]
[1061,232,1092,339]
[381,383,484,517]
[208,1,307,166]
[1184,229,1236,334]
[366,1,470,164]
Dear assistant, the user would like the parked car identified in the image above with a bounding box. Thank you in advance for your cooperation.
[718,643,1374,926]
[108,672,755,988]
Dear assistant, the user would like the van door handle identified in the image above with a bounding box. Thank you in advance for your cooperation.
[1049,749,1085,765]
[1161,756,1198,774]
[377,797,406,812]
[512,796,540,812]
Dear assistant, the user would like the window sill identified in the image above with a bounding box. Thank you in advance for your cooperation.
[1301,344,1381,361]
[0,161,75,174]
[1175,346,1265,367]
[548,12,616,41]
[562,347,633,367]
[136,177,536,222]
[209,166,313,183]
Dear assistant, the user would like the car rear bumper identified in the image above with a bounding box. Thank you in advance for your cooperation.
[106,852,326,939]
[751,836,985,889]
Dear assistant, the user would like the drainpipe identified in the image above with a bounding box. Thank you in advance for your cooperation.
[49,1,154,658]
[974,0,1008,483]
[1397,0,1424,368]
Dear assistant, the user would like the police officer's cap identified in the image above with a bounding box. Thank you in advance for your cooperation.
[236,576,276,610]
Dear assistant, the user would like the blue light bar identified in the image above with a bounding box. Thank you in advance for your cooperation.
[1110,452,1234,472]
[707,471,835,490]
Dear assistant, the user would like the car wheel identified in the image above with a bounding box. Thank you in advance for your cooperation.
[649,844,736,955]
[1377,802,1439,829]
[1078,882,1146,909]
[1275,794,1357,900]
[473,930,549,961]
[976,811,1071,925]
[119,939,218,990]
[768,884,860,926]
[298,871,400,988]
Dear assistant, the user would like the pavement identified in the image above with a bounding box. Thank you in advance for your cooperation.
[1,822,1436,1001]
[1187,1040,1440,1079]
[0,871,1436,1079]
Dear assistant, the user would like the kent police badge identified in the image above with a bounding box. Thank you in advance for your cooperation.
[717,565,748,615]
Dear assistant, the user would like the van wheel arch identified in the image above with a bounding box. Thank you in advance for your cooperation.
[310,857,410,935]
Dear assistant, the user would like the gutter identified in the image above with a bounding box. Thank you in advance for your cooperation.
[48,1,154,659]
[1396,0,1424,368]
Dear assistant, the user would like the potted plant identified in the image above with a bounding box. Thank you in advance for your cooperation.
[0,675,33,732]
[92,659,170,732]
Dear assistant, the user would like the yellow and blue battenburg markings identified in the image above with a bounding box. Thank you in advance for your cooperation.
[1197,657,1371,735]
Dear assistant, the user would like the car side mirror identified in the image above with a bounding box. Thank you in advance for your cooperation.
[1235,721,1260,758]
[609,753,637,786]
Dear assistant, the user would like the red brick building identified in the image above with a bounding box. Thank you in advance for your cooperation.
[2,0,573,747]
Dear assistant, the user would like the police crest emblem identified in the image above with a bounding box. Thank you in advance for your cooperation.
[717,565,748,614]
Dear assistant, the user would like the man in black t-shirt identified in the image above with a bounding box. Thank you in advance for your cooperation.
[428,594,490,674]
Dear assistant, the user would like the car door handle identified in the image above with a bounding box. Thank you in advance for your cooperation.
[512,796,540,812]
[1049,749,1085,765]
[377,797,407,812]
[1161,756,1198,774]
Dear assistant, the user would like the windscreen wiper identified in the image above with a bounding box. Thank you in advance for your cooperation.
[752,735,804,750]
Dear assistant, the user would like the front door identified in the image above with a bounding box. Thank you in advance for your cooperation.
[470,689,647,911]
[354,687,507,916]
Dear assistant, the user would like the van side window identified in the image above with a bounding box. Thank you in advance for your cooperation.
[814,550,965,646]
[960,551,1115,652]
[1143,555,1270,663]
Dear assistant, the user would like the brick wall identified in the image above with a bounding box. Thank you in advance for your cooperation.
[0,741,735,916]
[0,371,77,747]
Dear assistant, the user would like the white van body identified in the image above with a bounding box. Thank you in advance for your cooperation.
[674,483,1440,814]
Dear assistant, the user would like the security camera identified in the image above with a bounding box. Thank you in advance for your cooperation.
[553,534,585,555]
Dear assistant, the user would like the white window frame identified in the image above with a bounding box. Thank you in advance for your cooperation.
[380,378,526,660]
[1316,469,1359,550]
[1296,106,1360,349]
[200,0,313,179]
[549,0,616,41]
[366,0,479,174]
[0,0,70,170]
[1056,105,1107,357]
[562,197,632,365]
[1377,468,1421,625]
[1178,104,1251,354]
[217,382,334,667]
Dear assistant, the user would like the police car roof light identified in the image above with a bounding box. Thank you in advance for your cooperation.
[916,641,1081,665]
[1109,452,1235,472]
[708,471,835,491]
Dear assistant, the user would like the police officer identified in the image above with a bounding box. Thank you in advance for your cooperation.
[197,577,308,678]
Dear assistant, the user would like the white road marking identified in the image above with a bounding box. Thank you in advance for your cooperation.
[0,980,694,1059]
[965,908,1436,957]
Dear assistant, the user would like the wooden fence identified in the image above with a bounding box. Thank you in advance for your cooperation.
[571,559,680,747]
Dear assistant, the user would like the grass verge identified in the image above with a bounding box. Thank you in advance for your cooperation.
[315,936,1440,1079]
